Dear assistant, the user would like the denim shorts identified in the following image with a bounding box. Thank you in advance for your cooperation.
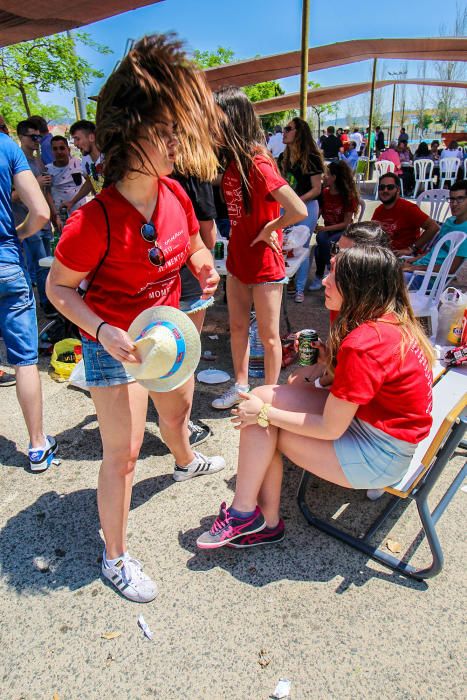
[334,418,415,489]
[0,263,38,365]
[81,335,135,387]
[228,273,289,289]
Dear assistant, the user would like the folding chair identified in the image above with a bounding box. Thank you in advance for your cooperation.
[297,367,467,579]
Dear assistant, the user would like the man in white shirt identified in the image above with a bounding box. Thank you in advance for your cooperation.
[45,136,87,231]
[267,125,286,158]
[350,128,363,153]
[64,120,105,211]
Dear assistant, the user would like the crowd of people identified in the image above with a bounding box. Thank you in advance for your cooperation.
[1,32,466,603]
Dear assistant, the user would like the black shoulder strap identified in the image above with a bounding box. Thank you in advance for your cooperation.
[82,198,111,298]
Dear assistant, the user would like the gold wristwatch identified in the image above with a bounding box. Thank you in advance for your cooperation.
[257,403,271,428]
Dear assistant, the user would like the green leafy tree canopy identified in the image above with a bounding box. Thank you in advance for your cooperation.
[0,32,112,116]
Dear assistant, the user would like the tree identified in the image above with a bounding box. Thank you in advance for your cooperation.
[415,62,431,137]
[193,46,293,131]
[435,5,466,130]
[397,62,409,128]
[307,81,337,137]
[0,83,72,129]
[0,32,112,116]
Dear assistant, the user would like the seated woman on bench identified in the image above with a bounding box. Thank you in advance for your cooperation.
[197,246,436,549]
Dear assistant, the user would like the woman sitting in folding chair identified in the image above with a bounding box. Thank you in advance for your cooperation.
[196,246,436,549]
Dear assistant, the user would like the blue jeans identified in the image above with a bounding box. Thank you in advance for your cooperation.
[0,263,38,365]
[294,200,320,293]
[315,230,344,278]
[23,230,51,306]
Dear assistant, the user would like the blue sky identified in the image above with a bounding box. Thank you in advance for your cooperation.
[44,0,464,120]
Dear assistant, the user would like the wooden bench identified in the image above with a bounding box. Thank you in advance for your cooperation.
[297,366,467,580]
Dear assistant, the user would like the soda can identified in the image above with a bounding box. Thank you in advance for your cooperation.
[214,241,224,260]
[298,329,319,366]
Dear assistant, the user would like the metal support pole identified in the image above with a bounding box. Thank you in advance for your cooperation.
[365,58,377,182]
[67,31,87,120]
[389,83,396,142]
[73,97,81,121]
[300,0,310,119]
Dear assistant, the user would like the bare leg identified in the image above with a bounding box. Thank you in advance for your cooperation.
[231,384,351,525]
[188,308,206,334]
[226,275,252,386]
[91,382,148,559]
[15,364,44,447]
[252,283,283,385]
[150,377,194,466]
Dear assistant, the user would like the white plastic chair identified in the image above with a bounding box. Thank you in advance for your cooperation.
[374,160,395,198]
[356,198,366,222]
[408,231,467,340]
[416,189,451,224]
[439,157,461,189]
[413,159,434,197]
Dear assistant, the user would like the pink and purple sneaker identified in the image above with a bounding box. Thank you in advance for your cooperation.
[196,502,266,549]
[226,519,285,548]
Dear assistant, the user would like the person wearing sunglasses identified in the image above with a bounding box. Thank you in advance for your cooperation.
[196,246,434,550]
[278,117,324,303]
[46,34,225,603]
[371,172,439,256]
[401,180,467,288]
[13,120,57,318]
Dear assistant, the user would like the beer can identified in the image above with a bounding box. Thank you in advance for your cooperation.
[214,241,224,260]
[298,329,319,366]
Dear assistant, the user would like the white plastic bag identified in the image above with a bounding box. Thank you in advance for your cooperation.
[282,224,310,251]
[69,359,89,390]
[436,287,466,345]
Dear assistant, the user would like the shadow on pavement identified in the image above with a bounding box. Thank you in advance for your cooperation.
[0,474,173,595]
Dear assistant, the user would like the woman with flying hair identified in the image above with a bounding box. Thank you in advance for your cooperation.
[211,87,307,411]
[47,34,225,602]
[309,159,359,291]
[196,246,434,548]
[279,117,324,303]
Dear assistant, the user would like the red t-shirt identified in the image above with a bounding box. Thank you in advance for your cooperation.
[321,187,356,228]
[331,319,433,443]
[55,179,199,338]
[372,198,429,251]
[222,153,286,284]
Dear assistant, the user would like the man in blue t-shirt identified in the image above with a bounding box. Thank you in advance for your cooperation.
[403,180,467,285]
[0,131,58,471]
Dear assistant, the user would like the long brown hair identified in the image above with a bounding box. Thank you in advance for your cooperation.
[328,246,435,371]
[96,33,221,183]
[280,117,324,175]
[327,160,359,209]
[215,86,275,214]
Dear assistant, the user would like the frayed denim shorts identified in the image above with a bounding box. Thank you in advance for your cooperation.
[334,418,415,489]
[81,335,135,387]
[227,273,289,289]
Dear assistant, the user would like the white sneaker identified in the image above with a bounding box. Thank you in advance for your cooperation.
[211,384,249,410]
[366,488,385,501]
[101,552,158,603]
[308,277,323,292]
[173,451,226,482]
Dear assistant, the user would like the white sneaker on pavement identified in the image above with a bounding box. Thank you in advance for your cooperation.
[211,384,249,410]
[101,551,158,603]
[173,451,226,482]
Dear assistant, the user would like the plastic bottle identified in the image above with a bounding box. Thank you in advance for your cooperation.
[248,318,265,378]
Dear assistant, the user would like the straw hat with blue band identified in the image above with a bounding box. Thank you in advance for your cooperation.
[122,306,200,392]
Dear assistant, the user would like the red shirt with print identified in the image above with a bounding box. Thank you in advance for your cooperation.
[55,179,199,338]
[372,198,429,250]
[222,153,286,284]
[331,319,433,443]
[321,187,356,228]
